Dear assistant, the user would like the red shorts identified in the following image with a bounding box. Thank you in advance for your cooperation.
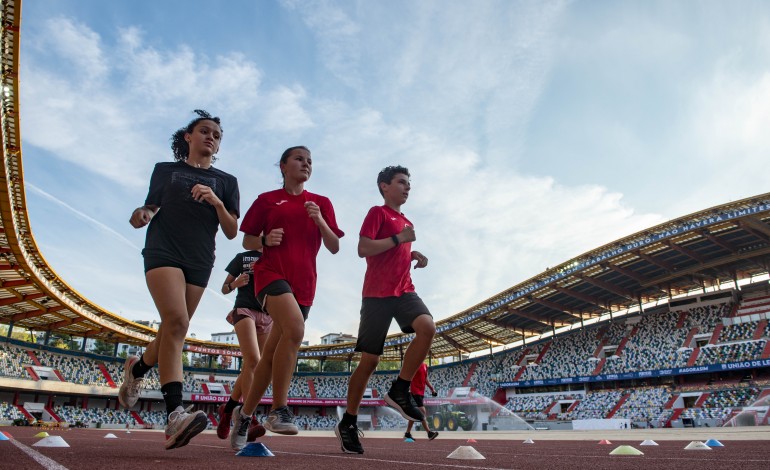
[226,308,273,334]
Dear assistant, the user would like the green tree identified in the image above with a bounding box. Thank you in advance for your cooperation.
[91,339,115,356]
[297,359,320,372]
[322,360,348,373]
[0,325,32,342]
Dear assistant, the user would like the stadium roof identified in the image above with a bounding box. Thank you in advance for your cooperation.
[2,0,770,362]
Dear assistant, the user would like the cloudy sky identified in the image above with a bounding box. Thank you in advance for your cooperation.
[19,0,770,346]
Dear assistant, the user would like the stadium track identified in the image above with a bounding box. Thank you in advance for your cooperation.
[2,427,769,470]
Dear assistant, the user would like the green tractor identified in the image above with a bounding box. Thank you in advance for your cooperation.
[429,403,474,431]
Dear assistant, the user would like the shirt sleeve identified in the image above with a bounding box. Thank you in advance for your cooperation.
[359,206,383,239]
[319,196,345,238]
[144,163,165,207]
[224,254,241,277]
[223,175,240,218]
[239,195,266,236]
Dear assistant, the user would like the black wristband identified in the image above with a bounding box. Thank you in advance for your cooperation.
[391,235,399,246]
[261,235,268,247]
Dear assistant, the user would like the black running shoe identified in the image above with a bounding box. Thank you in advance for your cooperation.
[404,431,414,440]
[335,421,364,454]
[384,387,424,422]
[428,430,439,440]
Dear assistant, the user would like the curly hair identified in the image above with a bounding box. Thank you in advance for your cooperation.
[170,109,223,162]
[377,165,410,196]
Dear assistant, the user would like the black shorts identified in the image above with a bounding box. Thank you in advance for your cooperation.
[257,280,310,321]
[411,393,425,407]
[354,292,432,356]
[144,257,212,288]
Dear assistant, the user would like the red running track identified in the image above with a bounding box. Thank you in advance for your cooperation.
[2,428,769,470]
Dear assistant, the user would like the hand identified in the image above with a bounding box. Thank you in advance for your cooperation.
[431,390,438,397]
[411,251,428,269]
[304,201,324,225]
[191,183,222,207]
[234,273,249,288]
[399,225,416,243]
[264,228,284,247]
[129,207,153,228]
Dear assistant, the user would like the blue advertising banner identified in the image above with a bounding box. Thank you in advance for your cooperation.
[500,358,770,388]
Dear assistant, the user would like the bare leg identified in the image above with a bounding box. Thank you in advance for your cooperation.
[345,353,379,415]
[145,268,204,385]
[229,318,260,401]
[398,315,435,382]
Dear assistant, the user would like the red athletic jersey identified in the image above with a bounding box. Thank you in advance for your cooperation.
[240,188,344,306]
[410,362,428,395]
[360,205,415,298]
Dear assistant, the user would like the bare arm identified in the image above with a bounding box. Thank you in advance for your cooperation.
[191,183,238,239]
[357,225,416,258]
[129,205,159,228]
[305,201,340,254]
[221,272,249,295]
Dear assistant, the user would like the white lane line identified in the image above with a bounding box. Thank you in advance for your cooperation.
[9,439,71,470]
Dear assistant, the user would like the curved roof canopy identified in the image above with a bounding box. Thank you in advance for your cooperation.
[2,0,769,362]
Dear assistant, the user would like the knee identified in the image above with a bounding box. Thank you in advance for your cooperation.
[162,316,190,340]
[414,316,436,339]
[283,324,305,347]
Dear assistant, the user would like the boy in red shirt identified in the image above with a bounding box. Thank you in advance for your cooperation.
[335,166,437,454]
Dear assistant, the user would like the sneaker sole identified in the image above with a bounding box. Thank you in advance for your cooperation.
[334,425,364,454]
[384,394,421,422]
[118,357,138,409]
[264,422,298,435]
[164,413,208,450]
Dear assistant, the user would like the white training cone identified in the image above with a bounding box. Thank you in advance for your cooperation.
[523,438,535,444]
[609,445,643,456]
[684,441,711,450]
[33,436,70,448]
[447,446,485,460]
[104,433,118,439]
[640,439,658,446]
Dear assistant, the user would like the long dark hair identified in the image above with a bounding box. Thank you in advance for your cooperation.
[170,110,223,162]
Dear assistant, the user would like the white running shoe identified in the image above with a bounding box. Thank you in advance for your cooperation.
[164,405,207,450]
[230,406,250,451]
[264,406,298,435]
[118,355,144,408]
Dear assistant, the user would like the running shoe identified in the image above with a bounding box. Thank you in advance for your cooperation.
[230,406,250,451]
[404,431,414,440]
[335,421,364,454]
[427,430,439,440]
[248,421,266,441]
[264,406,298,435]
[118,355,144,408]
[384,386,424,422]
[164,406,207,450]
[216,403,232,439]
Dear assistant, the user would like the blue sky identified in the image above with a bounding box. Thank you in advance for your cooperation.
[19,0,770,346]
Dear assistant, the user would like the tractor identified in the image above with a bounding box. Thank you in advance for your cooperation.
[429,403,474,431]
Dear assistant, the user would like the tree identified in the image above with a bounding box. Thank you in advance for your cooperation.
[91,339,115,356]
[0,325,32,342]
[322,360,348,373]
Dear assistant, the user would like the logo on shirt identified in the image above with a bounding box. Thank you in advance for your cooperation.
[390,217,397,221]
[276,200,288,205]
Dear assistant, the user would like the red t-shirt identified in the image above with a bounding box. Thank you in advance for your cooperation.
[240,188,344,306]
[360,205,415,298]
[410,362,428,395]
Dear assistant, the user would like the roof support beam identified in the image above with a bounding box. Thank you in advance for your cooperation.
[439,333,470,354]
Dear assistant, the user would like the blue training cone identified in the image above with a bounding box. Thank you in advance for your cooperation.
[0,432,8,441]
[705,439,724,447]
[404,437,415,443]
[236,442,275,457]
